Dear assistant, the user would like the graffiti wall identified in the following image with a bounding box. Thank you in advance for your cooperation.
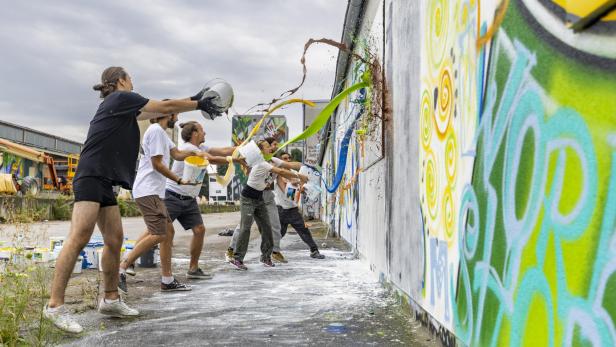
[322,0,388,270]
[324,0,616,345]
[416,0,616,345]
[0,152,26,177]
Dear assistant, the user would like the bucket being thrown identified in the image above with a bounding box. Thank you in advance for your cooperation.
[238,140,265,167]
[200,78,234,120]
[182,156,209,184]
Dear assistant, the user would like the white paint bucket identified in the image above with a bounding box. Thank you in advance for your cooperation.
[83,242,103,269]
[200,78,234,120]
[73,256,83,274]
[49,237,64,254]
[182,156,209,184]
[238,140,264,167]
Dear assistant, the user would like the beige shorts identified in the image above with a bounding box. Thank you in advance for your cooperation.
[135,195,172,235]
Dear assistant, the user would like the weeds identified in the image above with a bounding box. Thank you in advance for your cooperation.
[0,209,63,346]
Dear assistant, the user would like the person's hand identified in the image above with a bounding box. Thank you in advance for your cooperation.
[189,87,208,101]
[197,96,224,116]
[298,174,309,185]
[235,157,248,168]
[195,151,208,158]
[177,178,197,186]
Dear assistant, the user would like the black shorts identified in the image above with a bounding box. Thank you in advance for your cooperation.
[73,176,117,207]
[164,190,204,230]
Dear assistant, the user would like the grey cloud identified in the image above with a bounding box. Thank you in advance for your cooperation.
[0,0,346,147]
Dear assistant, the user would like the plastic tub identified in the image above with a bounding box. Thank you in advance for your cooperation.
[73,256,83,274]
[238,140,264,167]
[182,156,209,184]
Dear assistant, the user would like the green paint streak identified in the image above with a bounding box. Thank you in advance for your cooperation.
[515,129,535,220]
[601,274,616,326]
[557,147,583,216]
[270,71,370,159]
[572,325,595,347]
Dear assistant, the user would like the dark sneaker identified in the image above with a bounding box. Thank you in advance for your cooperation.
[125,264,136,276]
[118,273,128,294]
[310,250,325,259]
[161,279,192,292]
[229,259,247,271]
[187,268,213,279]
[260,258,275,267]
[272,252,288,263]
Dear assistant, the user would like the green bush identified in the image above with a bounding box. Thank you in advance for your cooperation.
[51,196,72,221]
[117,199,141,217]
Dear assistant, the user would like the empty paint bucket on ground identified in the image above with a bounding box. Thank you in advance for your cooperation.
[73,256,83,274]
[49,237,64,255]
[83,242,103,269]
[138,247,157,268]
[238,141,264,167]
[182,156,209,184]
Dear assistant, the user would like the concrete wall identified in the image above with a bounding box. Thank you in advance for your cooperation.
[323,0,616,345]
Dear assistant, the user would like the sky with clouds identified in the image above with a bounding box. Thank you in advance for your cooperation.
[0,0,347,148]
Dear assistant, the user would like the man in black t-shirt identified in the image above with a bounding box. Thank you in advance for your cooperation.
[44,66,223,334]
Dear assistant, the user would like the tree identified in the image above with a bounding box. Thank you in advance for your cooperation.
[291,149,303,162]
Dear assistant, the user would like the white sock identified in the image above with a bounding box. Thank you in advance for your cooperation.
[119,267,126,275]
[161,276,174,284]
[104,298,119,304]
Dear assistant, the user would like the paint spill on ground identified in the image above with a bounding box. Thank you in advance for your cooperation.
[62,232,437,346]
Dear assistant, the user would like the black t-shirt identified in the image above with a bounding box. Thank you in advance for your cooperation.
[74,91,149,189]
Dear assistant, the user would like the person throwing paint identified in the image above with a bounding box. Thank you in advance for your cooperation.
[44,66,223,333]
[230,139,309,270]
[274,152,324,259]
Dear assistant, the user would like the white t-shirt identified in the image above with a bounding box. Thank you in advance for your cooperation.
[132,124,176,199]
[274,178,298,209]
[246,157,283,191]
[166,142,209,197]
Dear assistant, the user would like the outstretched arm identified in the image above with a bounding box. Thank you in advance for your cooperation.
[138,99,197,120]
[278,161,303,171]
[208,146,236,157]
[271,167,308,184]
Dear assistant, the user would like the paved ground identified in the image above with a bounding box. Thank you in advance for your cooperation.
[1,212,438,346]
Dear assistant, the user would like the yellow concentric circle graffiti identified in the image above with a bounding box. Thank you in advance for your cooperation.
[421,90,433,150]
[445,130,458,185]
[436,66,453,138]
[443,186,455,239]
[425,151,439,221]
[427,0,449,70]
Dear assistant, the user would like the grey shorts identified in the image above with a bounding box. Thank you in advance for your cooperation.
[164,190,204,230]
[135,195,172,236]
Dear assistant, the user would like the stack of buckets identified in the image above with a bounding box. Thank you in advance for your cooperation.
[47,237,149,273]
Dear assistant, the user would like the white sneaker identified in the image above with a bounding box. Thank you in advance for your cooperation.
[98,298,139,318]
[43,305,83,334]
[125,264,136,276]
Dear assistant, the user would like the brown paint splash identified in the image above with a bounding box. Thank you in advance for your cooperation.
[245,38,380,114]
